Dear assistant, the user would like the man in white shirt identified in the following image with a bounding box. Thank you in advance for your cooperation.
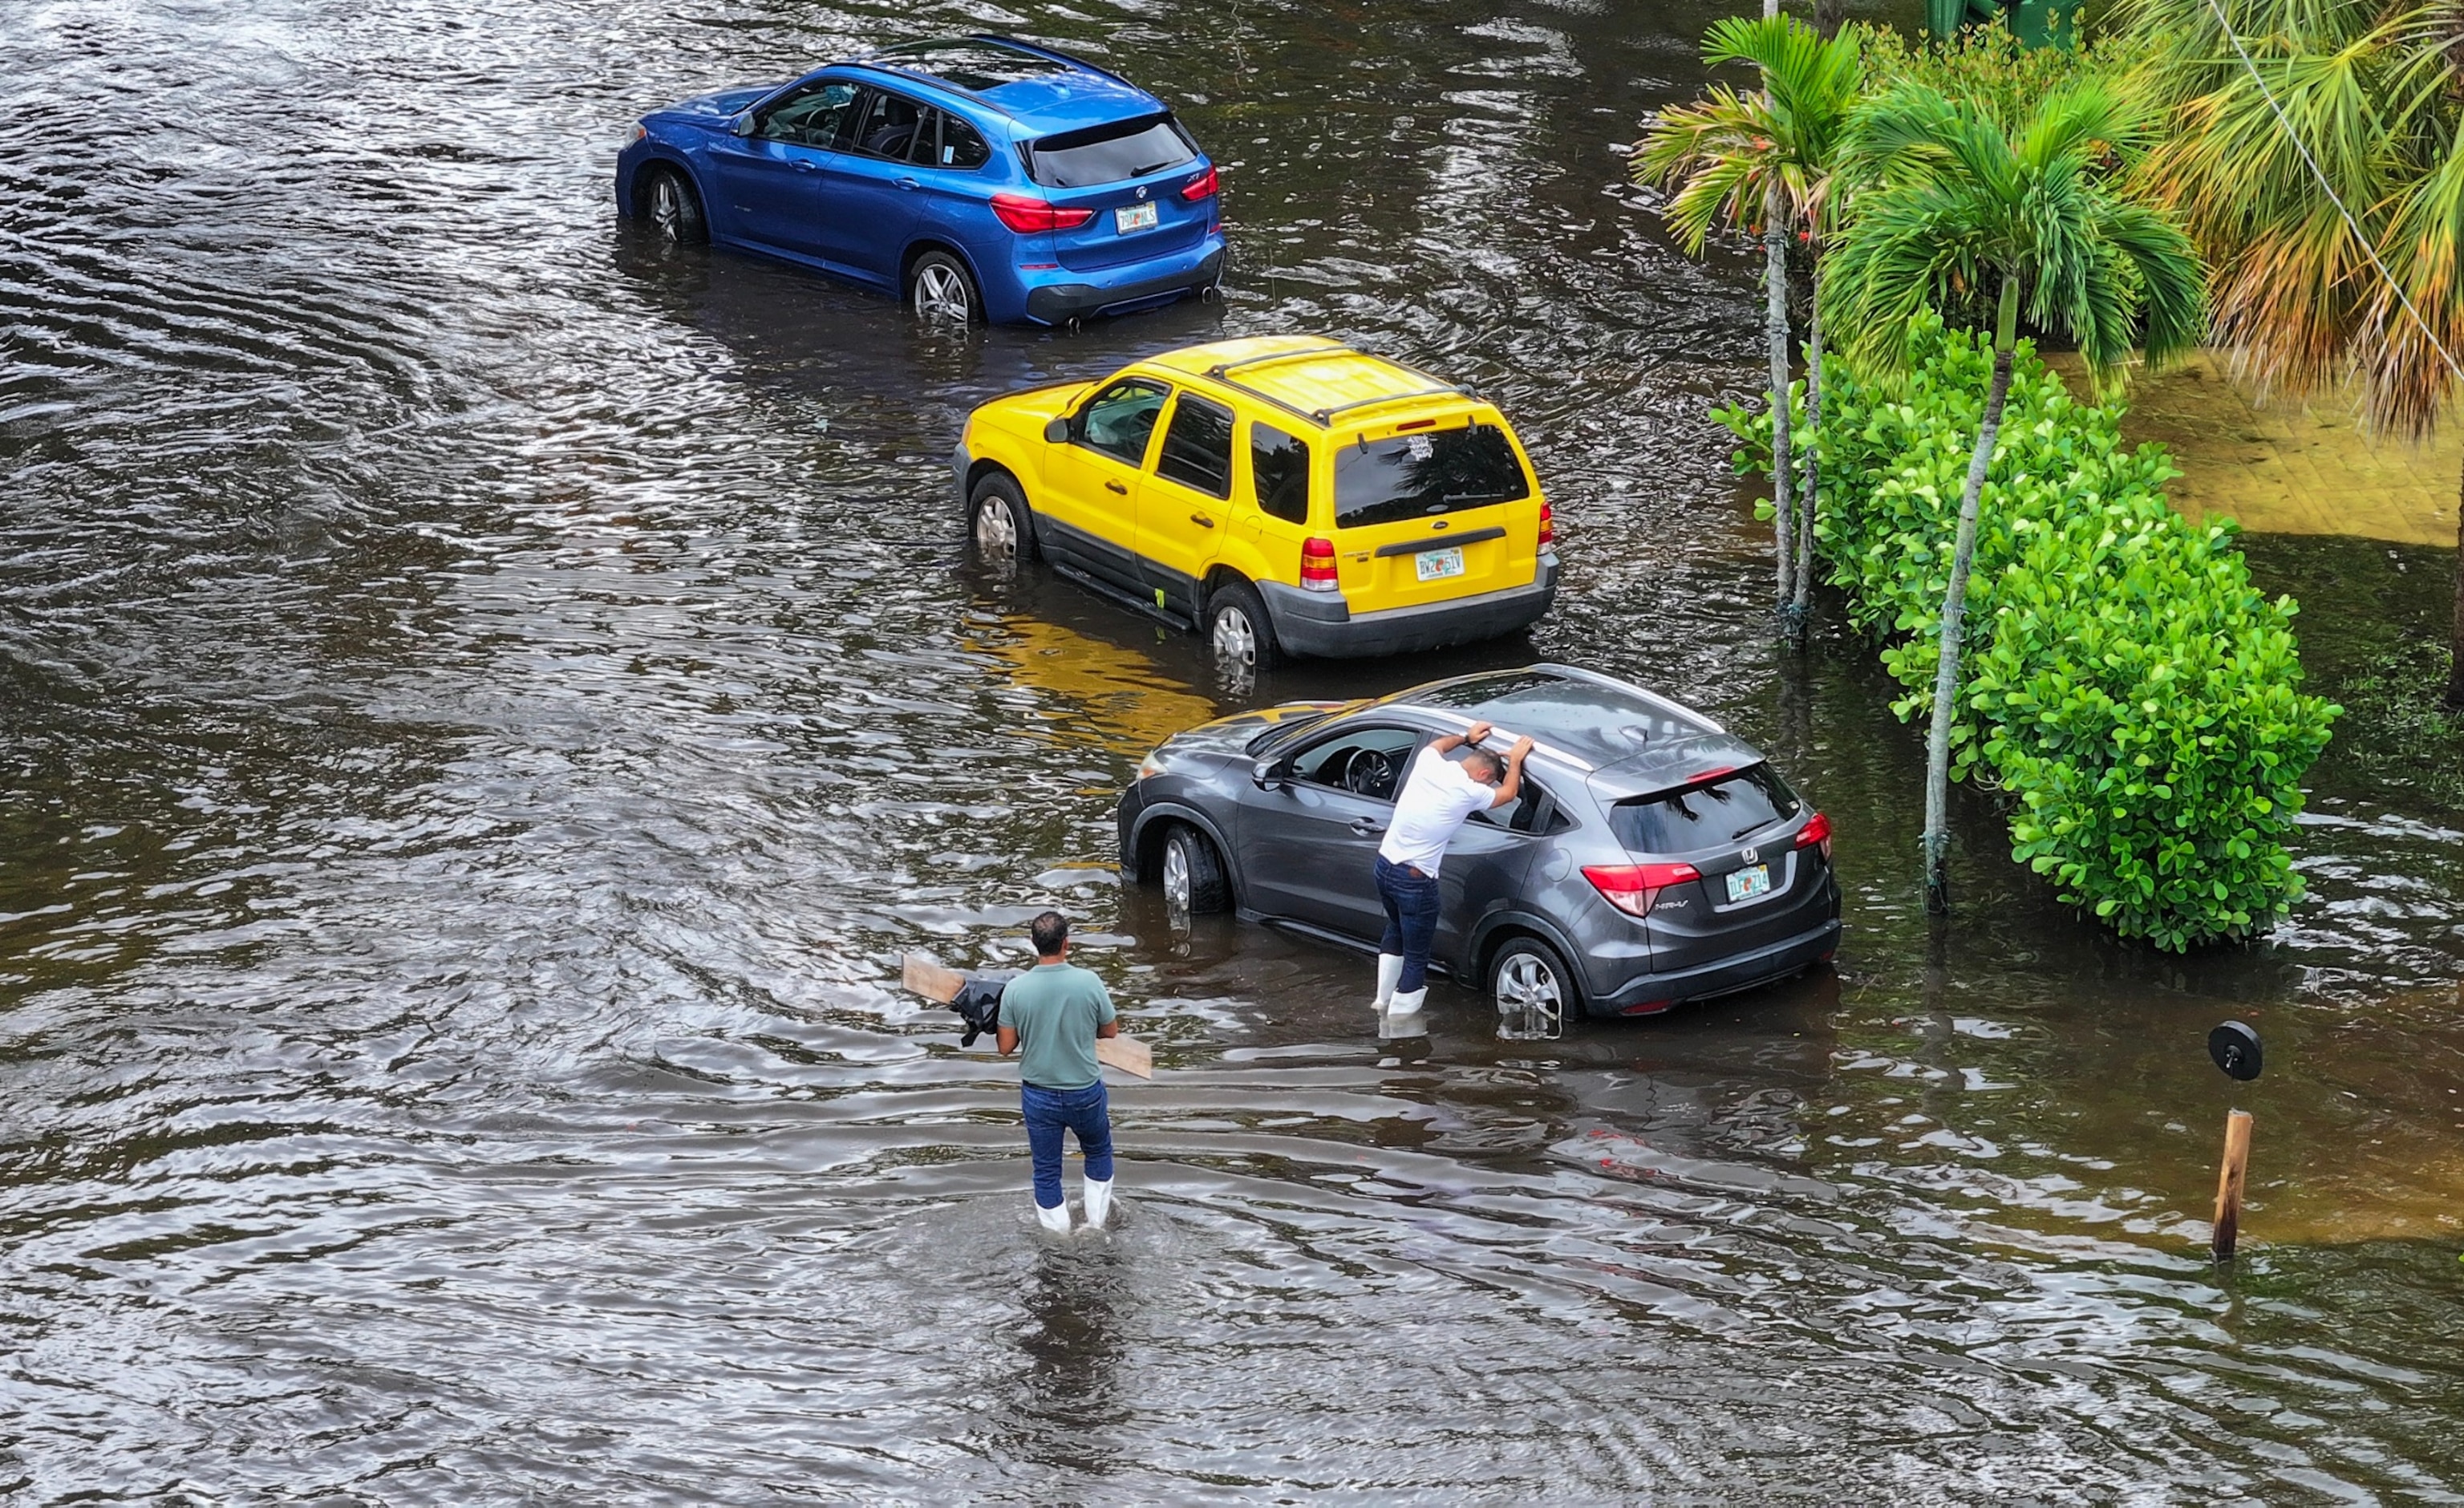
[1372,720,1533,1038]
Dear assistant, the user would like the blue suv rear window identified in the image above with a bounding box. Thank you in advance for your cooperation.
[1029,115,1195,188]
[1611,766,1801,855]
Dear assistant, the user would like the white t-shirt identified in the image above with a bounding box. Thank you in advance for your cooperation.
[1377,746,1496,876]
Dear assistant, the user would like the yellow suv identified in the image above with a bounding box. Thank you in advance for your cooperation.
[953,334,1558,664]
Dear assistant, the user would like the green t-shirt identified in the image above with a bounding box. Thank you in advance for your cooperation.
[1003,962,1117,1089]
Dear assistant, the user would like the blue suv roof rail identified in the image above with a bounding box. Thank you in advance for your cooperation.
[972,34,1135,87]
[853,34,1129,115]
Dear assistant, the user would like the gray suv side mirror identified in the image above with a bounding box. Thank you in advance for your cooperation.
[1250,756,1286,790]
[1043,416,1070,444]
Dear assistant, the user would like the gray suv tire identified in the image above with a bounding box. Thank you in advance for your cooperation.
[1489,934,1574,1034]
[1162,825,1230,914]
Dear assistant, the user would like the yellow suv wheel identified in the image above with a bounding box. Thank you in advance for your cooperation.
[1204,578,1280,671]
[967,473,1036,567]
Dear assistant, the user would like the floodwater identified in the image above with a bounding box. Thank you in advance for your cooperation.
[5,0,2462,1500]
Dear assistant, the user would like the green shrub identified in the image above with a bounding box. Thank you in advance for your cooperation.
[1859,17,2118,132]
[1720,312,2339,948]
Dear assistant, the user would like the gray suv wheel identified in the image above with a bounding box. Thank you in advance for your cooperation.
[1489,936,1570,1040]
[1162,825,1230,914]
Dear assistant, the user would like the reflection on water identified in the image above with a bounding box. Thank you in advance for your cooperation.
[4,0,2464,1498]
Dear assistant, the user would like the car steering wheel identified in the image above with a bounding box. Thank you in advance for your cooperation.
[1341,747,1394,800]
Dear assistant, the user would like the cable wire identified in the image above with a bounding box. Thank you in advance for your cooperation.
[2200,0,2464,383]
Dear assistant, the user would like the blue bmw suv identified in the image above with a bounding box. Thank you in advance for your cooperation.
[615,36,1226,326]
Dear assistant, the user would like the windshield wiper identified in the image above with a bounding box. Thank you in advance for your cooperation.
[1129,159,1177,177]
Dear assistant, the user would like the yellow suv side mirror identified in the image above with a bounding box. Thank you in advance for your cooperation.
[1043,416,1070,444]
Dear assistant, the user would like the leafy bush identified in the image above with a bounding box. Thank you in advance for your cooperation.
[1720,312,2339,948]
[1859,17,2118,132]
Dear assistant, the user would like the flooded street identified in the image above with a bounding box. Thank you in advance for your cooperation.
[6,0,2464,1498]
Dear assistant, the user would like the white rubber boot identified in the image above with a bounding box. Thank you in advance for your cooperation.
[1082,1177,1113,1230]
[1382,987,1429,1040]
[1035,1199,1072,1235]
[1372,954,1404,1019]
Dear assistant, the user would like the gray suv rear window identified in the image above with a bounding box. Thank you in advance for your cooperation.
[1028,114,1195,187]
[1611,765,1801,854]
[1334,424,1530,529]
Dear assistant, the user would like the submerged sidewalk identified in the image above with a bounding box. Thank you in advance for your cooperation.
[2088,353,2460,549]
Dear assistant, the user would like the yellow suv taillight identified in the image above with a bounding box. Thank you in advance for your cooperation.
[1300,535,1340,594]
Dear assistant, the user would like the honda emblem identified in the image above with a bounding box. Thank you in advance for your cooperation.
[1136,185,1149,201]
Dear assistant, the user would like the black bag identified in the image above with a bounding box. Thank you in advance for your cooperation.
[946,970,1018,1048]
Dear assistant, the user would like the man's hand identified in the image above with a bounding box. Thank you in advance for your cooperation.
[1506,735,1534,765]
[1465,720,1494,746]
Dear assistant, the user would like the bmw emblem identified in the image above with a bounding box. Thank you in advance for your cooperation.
[1741,846,1759,865]
[1137,185,1149,201]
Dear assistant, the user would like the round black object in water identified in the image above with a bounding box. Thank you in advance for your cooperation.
[2208,1020,2263,1081]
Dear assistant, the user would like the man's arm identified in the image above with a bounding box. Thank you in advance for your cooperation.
[997,1025,1019,1055]
[1429,720,1493,757]
[1489,735,1535,809]
[1092,981,1119,1040]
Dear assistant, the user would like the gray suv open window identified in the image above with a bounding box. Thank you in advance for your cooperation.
[1288,725,1420,801]
[1471,775,1565,835]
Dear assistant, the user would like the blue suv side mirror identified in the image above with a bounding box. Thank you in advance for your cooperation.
[729,113,755,137]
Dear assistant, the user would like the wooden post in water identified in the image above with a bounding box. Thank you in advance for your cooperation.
[2211,1109,2254,1262]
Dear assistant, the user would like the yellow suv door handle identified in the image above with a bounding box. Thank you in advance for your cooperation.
[1104,480,1128,495]
[1189,513,1214,528]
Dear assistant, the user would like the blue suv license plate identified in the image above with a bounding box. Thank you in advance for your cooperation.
[1115,201,1158,234]
[1724,863,1772,902]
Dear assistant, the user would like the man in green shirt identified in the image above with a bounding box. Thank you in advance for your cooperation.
[998,910,1120,1234]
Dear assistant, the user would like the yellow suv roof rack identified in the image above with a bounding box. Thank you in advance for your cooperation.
[1202,345,1480,429]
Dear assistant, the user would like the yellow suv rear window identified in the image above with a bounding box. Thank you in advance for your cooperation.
[1333,423,1530,529]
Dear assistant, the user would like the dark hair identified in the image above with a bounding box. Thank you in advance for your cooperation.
[1462,748,1503,782]
[1029,910,1070,958]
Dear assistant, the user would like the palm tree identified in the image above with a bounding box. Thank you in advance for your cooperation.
[1635,15,1863,627]
[2122,0,2464,709]
[1822,79,2205,912]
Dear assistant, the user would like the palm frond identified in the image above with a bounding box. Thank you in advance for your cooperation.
[1826,75,2207,381]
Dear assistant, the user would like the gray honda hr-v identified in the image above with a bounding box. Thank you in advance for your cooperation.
[1115,664,1841,1032]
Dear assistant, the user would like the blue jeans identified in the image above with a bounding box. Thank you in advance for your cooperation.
[1022,1080,1113,1210]
[1375,853,1442,992]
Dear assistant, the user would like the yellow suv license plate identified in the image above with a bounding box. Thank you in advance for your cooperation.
[1115,201,1158,234]
[1414,546,1465,582]
[1724,864,1773,902]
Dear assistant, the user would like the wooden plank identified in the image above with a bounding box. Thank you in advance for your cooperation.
[2212,1109,2254,1262]
[1096,1035,1153,1079]
[906,954,1149,1076]
[901,953,966,1005]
